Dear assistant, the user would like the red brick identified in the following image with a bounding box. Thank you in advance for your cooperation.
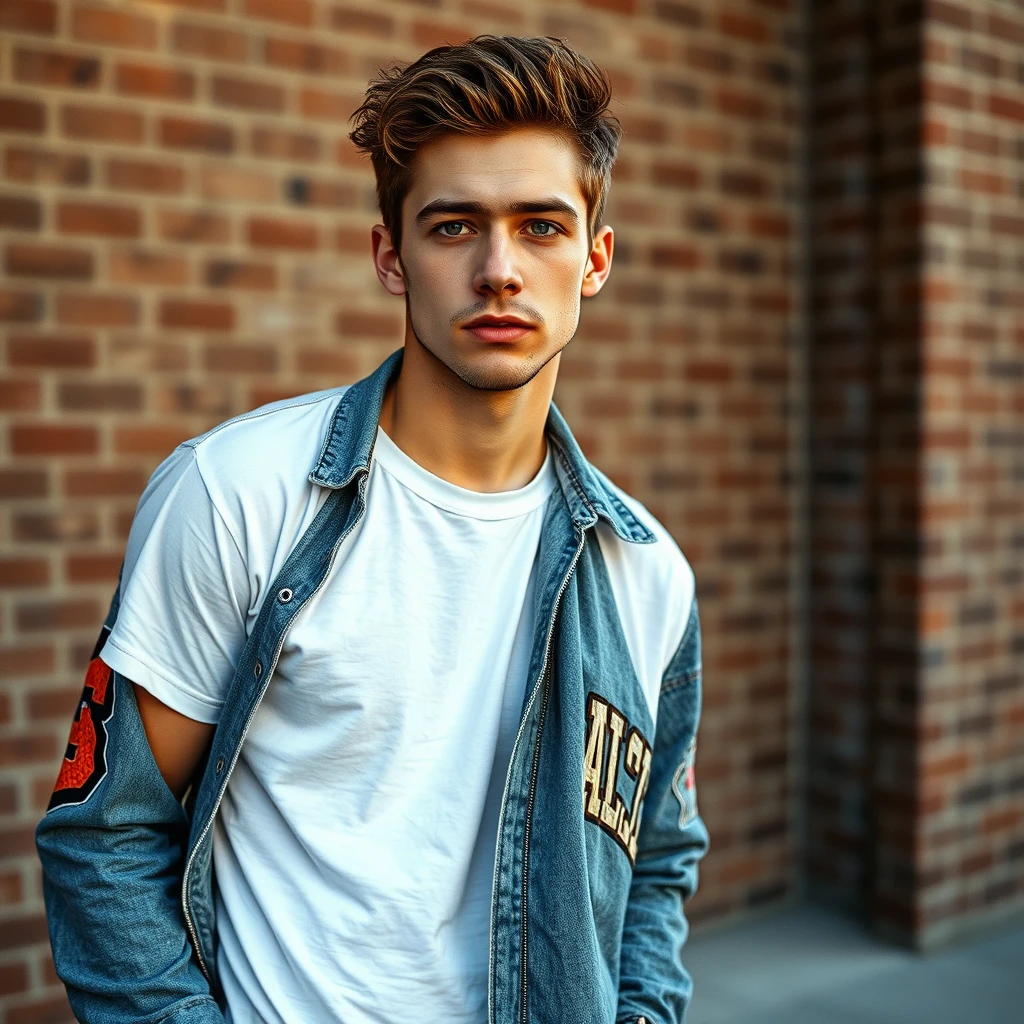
[264,37,347,74]
[205,259,277,289]
[58,381,142,411]
[928,0,972,29]
[159,298,235,330]
[0,962,29,997]
[159,116,234,153]
[26,687,81,721]
[0,558,50,587]
[0,469,49,498]
[204,342,278,373]
[63,468,146,497]
[106,157,186,194]
[583,0,636,12]
[66,553,122,583]
[299,87,361,121]
[717,86,769,120]
[0,734,58,765]
[158,382,232,416]
[56,291,139,326]
[60,102,145,143]
[171,21,249,62]
[248,216,318,249]
[0,645,57,675]
[0,95,46,134]
[251,125,322,161]
[411,19,474,49]
[4,145,91,186]
[114,425,190,455]
[108,248,188,286]
[7,332,95,368]
[13,46,101,88]
[296,349,359,376]
[334,310,402,340]
[157,207,231,243]
[56,200,141,237]
[5,242,93,279]
[334,226,370,254]
[15,598,98,632]
[10,424,99,455]
[15,510,97,545]
[0,288,44,322]
[71,3,158,48]
[0,0,57,34]
[650,243,700,269]
[986,13,1024,46]
[328,6,393,36]
[720,9,770,42]
[989,93,1024,123]
[0,194,43,229]
[651,161,701,189]
[287,177,355,208]
[243,0,314,27]
[200,165,276,202]
[116,60,196,100]
[0,378,42,411]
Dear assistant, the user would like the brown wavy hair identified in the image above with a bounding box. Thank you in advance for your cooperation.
[348,35,621,253]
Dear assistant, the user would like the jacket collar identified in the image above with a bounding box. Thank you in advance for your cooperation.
[309,347,654,544]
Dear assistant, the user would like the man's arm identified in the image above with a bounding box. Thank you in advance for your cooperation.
[134,683,216,800]
[616,596,710,1024]
[36,638,225,1023]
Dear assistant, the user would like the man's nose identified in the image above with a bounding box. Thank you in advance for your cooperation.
[473,231,523,296]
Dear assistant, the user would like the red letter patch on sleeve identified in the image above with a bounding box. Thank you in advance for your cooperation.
[47,655,115,812]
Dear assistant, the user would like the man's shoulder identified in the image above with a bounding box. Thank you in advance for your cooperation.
[185,385,349,464]
[592,469,695,592]
[590,469,696,650]
[143,386,351,528]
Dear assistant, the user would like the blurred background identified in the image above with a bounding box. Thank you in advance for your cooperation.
[1,0,1023,1020]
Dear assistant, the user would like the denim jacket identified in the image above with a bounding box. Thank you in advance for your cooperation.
[36,348,709,1024]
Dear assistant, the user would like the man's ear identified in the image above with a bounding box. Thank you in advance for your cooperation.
[581,224,614,298]
[371,224,407,296]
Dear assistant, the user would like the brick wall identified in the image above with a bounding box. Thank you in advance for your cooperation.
[0,0,804,1018]
[807,0,1024,949]
[915,0,1024,947]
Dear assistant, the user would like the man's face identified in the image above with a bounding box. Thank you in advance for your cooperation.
[372,127,613,392]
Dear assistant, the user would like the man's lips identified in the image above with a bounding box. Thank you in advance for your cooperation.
[462,316,536,343]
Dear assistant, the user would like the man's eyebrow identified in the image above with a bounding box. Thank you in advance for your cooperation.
[414,198,580,225]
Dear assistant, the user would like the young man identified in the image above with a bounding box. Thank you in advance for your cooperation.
[37,35,708,1024]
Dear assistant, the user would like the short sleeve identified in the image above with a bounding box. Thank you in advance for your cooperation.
[100,445,251,724]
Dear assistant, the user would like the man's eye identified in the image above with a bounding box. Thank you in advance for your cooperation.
[527,221,558,236]
[437,222,468,237]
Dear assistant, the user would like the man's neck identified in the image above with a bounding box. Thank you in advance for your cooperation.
[377,334,557,493]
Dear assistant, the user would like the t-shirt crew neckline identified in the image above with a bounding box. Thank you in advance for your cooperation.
[372,425,557,520]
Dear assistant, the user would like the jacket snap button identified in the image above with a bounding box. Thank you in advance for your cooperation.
[215,757,224,773]
[278,587,293,603]
[254,661,263,678]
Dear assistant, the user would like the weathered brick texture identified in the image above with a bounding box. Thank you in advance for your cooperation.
[0,0,804,1017]
[807,0,1024,949]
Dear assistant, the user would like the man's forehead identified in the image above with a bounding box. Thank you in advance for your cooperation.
[407,129,587,211]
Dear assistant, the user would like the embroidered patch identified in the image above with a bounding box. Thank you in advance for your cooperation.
[582,691,652,867]
[671,738,698,829]
[47,634,115,812]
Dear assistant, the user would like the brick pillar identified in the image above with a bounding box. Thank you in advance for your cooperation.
[808,0,1024,948]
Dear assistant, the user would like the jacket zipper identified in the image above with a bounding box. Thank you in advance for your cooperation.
[487,524,587,1024]
[181,472,370,983]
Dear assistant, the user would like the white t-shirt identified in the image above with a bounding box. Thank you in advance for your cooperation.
[101,403,557,1024]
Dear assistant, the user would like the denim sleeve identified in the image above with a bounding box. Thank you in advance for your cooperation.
[616,596,710,1024]
[35,614,224,1024]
